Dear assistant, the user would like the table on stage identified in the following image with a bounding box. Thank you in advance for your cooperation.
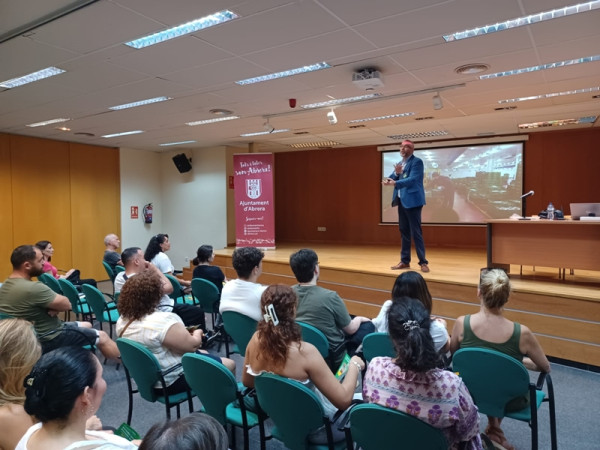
[486,219,600,273]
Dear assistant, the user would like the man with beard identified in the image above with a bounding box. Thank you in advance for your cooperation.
[0,245,119,359]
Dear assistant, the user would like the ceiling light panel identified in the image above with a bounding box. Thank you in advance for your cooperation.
[347,112,415,123]
[109,96,172,110]
[101,130,144,138]
[301,93,381,109]
[443,1,600,42]
[0,67,65,88]
[125,10,239,49]
[235,62,331,85]
[240,129,290,137]
[159,140,197,146]
[518,116,597,129]
[480,55,600,79]
[290,141,340,148]
[186,116,240,126]
[498,86,600,103]
[26,118,70,128]
[388,131,449,139]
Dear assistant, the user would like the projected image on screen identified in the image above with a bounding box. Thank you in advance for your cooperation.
[381,142,523,224]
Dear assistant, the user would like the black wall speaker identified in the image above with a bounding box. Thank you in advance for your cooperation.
[172,153,192,173]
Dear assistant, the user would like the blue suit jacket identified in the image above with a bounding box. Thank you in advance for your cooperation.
[389,155,426,209]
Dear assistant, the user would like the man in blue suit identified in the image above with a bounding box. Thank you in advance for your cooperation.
[382,140,429,272]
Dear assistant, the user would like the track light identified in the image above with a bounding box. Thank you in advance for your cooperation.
[263,119,275,133]
[432,93,443,110]
[327,109,337,124]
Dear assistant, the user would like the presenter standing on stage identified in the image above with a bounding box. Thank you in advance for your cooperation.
[383,140,429,273]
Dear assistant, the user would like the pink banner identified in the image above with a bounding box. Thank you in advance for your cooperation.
[233,153,275,248]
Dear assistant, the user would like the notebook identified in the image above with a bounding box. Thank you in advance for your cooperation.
[570,203,600,220]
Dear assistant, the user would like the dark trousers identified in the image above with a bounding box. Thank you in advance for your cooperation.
[173,303,206,330]
[397,202,428,266]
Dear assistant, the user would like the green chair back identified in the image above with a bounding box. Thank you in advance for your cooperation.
[102,261,116,282]
[38,273,63,294]
[114,265,125,274]
[453,347,557,450]
[298,321,329,359]
[116,338,194,425]
[221,311,258,356]
[58,278,92,321]
[165,274,192,304]
[349,403,447,450]
[191,278,220,311]
[255,373,343,450]
[81,284,119,337]
[362,332,395,362]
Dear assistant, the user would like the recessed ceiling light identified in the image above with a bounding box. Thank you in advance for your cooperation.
[347,112,415,123]
[101,130,144,138]
[301,94,381,109]
[209,109,234,116]
[159,140,197,147]
[26,118,70,127]
[519,116,597,129]
[480,55,600,79]
[1,67,65,88]
[125,10,239,49]
[240,129,290,137]
[236,62,331,85]
[455,64,490,75]
[498,86,600,103]
[388,131,448,139]
[109,96,171,110]
[186,116,240,126]
[444,1,600,41]
[290,141,340,148]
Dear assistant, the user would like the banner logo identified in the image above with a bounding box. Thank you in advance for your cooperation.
[246,179,262,199]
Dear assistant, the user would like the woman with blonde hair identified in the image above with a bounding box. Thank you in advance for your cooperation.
[243,284,365,444]
[0,319,41,450]
[450,268,550,450]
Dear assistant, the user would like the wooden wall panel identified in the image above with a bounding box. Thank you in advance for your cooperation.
[9,135,73,271]
[0,134,13,277]
[69,143,120,280]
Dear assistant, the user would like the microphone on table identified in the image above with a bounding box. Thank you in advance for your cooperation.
[520,190,535,199]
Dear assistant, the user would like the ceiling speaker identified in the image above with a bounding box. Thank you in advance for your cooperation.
[172,153,192,173]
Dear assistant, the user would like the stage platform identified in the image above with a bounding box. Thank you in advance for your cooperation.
[185,243,600,367]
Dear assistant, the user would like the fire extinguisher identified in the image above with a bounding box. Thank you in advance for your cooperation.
[143,203,153,224]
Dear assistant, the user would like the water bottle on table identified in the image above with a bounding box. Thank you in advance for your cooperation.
[547,202,555,220]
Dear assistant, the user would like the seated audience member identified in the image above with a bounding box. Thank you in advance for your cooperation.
[35,240,97,287]
[18,347,139,449]
[372,271,450,353]
[0,245,119,360]
[243,284,365,444]
[144,234,191,289]
[289,249,374,368]
[115,247,205,329]
[450,268,550,450]
[0,319,42,450]
[103,233,122,271]
[364,298,482,450]
[192,245,226,293]
[139,413,228,450]
[219,247,266,322]
[116,270,235,396]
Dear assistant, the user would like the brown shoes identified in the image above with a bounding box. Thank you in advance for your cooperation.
[420,264,430,273]
[391,262,410,270]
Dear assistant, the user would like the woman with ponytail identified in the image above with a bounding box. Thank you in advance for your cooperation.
[242,284,365,444]
[363,297,482,449]
[450,269,550,450]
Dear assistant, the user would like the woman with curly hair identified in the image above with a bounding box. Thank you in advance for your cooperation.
[0,319,42,450]
[116,269,234,396]
[364,298,482,450]
[242,284,365,444]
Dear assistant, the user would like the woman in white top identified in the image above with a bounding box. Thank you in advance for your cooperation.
[144,234,191,289]
[372,271,450,354]
[17,347,139,450]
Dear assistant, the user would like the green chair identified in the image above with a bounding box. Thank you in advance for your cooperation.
[349,403,447,450]
[165,274,194,305]
[254,373,347,450]
[221,310,258,357]
[58,278,92,322]
[191,278,220,329]
[298,321,329,360]
[182,353,266,450]
[81,284,119,338]
[102,261,116,282]
[362,332,395,362]
[116,338,195,426]
[38,273,63,294]
[453,348,557,450]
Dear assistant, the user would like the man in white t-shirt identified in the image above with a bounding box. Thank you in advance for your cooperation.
[219,247,267,322]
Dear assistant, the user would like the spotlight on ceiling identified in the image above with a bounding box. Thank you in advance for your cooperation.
[327,109,337,125]
[432,93,443,110]
[263,119,275,133]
